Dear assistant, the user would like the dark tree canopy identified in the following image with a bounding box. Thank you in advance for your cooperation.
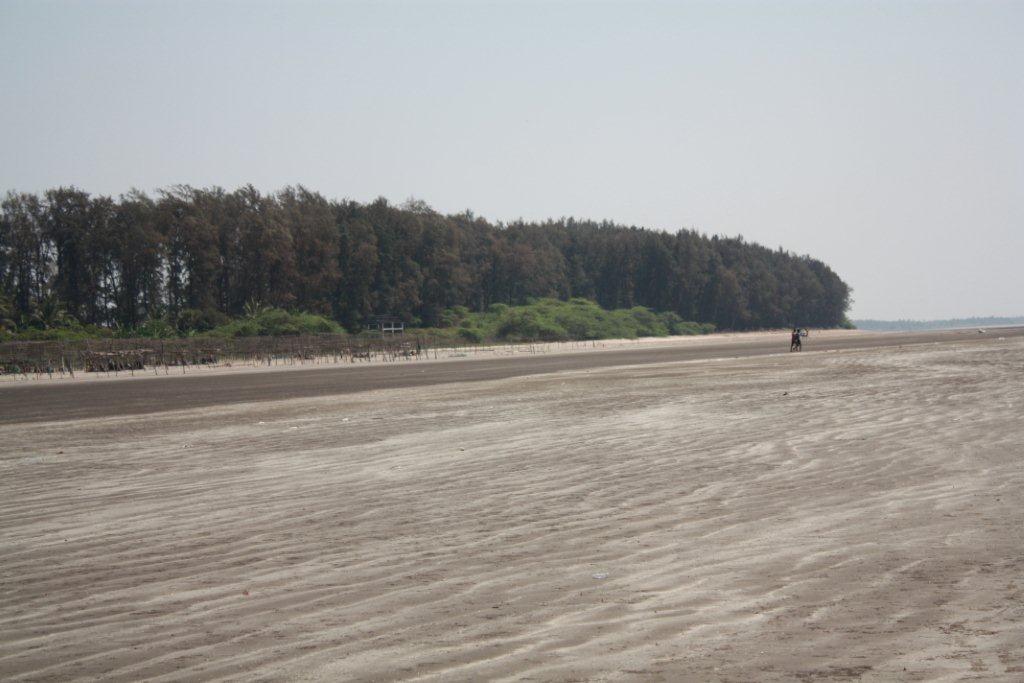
[0,185,851,333]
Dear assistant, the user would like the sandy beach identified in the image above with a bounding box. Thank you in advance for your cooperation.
[0,329,857,387]
[3,328,1019,425]
[2,332,1023,680]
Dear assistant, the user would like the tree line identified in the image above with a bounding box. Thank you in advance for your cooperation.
[0,185,851,334]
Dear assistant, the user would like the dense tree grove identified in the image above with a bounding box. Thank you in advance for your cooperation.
[0,185,850,334]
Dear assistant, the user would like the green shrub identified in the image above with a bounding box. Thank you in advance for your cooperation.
[206,308,343,337]
[176,308,229,334]
[9,322,114,341]
[454,298,713,342]
[628,306,669,337]
[457,326,484,343]
[0,298,714,344]
[657,311,684,334]
[441,306,471,328]
[486,303,509,315]
[128,318,178,339]
[495,308,568,341]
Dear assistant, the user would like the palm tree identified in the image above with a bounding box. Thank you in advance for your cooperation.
[243,298,266,319]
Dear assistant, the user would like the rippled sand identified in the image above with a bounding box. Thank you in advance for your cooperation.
[2,338,1022,681]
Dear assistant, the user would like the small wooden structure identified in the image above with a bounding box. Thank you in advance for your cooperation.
[365,315,405,335]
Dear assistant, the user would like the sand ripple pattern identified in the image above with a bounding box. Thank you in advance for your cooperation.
[2,339,1023,681]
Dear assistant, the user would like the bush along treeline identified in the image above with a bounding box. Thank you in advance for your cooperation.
[431,298,716,344]
[0,297,710,344]
[0,185,851,340]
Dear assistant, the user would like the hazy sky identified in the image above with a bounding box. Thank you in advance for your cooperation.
[2,1,1021,319]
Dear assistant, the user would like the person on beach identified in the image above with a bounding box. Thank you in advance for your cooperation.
[790,328,802,352]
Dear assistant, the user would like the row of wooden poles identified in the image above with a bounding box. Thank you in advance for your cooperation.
[0,334,468,378]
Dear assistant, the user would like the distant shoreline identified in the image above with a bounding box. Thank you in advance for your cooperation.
[853,317,1024,332]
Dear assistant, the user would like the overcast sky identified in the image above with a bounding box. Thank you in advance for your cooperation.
[2,0,1021,320]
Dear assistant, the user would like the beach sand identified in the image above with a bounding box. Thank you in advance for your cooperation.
[2,335,1022,680]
